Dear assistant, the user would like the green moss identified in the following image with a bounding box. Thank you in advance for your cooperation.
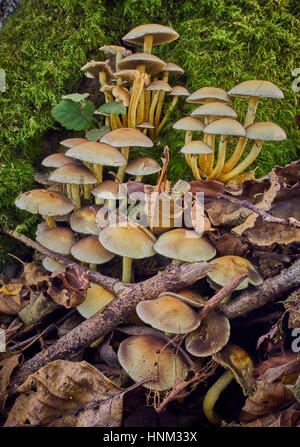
[0,0,299,265]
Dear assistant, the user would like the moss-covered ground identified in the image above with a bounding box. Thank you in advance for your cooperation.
[0,0,299,264]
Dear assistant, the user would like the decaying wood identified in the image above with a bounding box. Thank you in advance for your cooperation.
[221,259,300,319]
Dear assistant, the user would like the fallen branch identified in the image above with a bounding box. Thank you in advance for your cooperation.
[218,194,300,229]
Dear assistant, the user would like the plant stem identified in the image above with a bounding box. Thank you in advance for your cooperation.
[122,256,132,283]
[207,135,228,179]
[156,96,178,136]
[203,370,234,425]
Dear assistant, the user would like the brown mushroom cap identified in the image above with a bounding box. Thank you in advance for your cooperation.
[153,228,216,262]
[125,157,161,176]
[60,138,88,148]
[42,153,74,168]
[187,87,232,104]
[207,256,263,290]
[164,62,184,74]
[36,227,76,255]
[15,189,74,216]
[100,127,153,148]
[228,80,284,99]
[117,53,166,75]
[122,24,179,46]
[185,311,231,357]
[91,180,120,201]
[203,118,246,136]
[99,45,131,57]
[69,205,100,235]
[112,86,131,107]
[81,60,114,80]
[71,235,114,265]
[191,102,237,119]
[181,140,213,155]
[136,121,155,129]
[65,142,127,167]
[146,80,172,92]
[173,116,205,131]
[49,163,97,185]
[118,335,188,391]
[99,222,156,259]
[158,289,205,308]
[77,283,114,319]
[42,256,64,273]
[136,295,201,334]
[168,86,190,96]
[114,69,141,83]
[245,122,286,141]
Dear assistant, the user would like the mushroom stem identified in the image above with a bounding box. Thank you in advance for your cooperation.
[135,175,143,182]
[99,71,110,128]
[128,74,144,128]
[66,184,72,200]
[203,370,234,425]
[198,118,210,174]
[122,256,132,283]
[83,185,91,200]
[222,97,259,173]
[184,130,193,169]
[45,216,56,229]
[71,184,81,210]
[204,116,217,175]
[156,96,178,136]
[136,64,145,124]
[89,264,97,271]
[191,155,202,180]
[143,34,154,54]
[207,135,228,180]
[217,139,264,182]
[117,146,130,183]
[154,71,169,132]
[93,164,103,184]
[149,90,160,139]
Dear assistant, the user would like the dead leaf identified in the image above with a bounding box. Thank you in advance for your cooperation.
[283,288,300,328]
[275,159,300,186]
[254,352,298,378]
[5,360,124,427]
[208,232,249,257]
[18,291,58,326]
[225,169,257,195]
[0,354,22,413]
[285,374,300,402]
[20,263,50,290]
[0,280,28,315]
[242,401,300,427]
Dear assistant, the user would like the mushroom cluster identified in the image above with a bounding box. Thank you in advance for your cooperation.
[175,81,286,182]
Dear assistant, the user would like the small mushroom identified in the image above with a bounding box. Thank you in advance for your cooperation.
[180,140,213,180]
[122,24,179,55]
[118,335,188,391]
[158,289,205,308]
[69,205,100,235]
[42,256,64,273]
[156,86,190,136]
[91,180,120,208]
[41,153,74,169]
[146,80,172,134]
[71,235,114,271]
[60,138,88,149]
[76,283,114,318]
[173,116,205,170]
[125,156,161,182]
[36,226,76,256]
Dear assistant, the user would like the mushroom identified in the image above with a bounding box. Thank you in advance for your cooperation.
[41,152,74,169]
[122,24,179,55]
[124,156,161,182]
[180,140,212,180]
[114,69,145,128]
[69,205,100,235]
[203,344,256,425]
[158,289,205,308]
[60,138,88,149]
[202,118,246,180]
[223,80,284,173]
[42,256,64,273]
[100,127,153,182]
[76,283,114,318]
[36,226,76,256]
[71,235,114,271]
[173,116,205,170]
[153,228,216,263]
[146,80,172,136]
[91,180,120,208]
[99,45,131,73]
[99,221,156,283]
[49,163,97,210]
[15,189,74,229]
[118,335,188,391]
[136,295,201,334]
[136,121,155,135]
[156,86,190,136]
[217,121,286,182]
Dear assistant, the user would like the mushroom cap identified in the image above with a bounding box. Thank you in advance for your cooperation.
[76,283,114,319]
[146,80,172,92]
[136,121,155,129]
[66,142,126,167]
[185,311,231,357]
[136,295,201,334]
[122,24,179,46]
[164,62,184,74]
[245,122,286,141]
[168,86,190,96]
[100,127,153,148]
[15,189,74,216]
[153,228,216,262]
[99,222,156,259]
[181,140,213,155]
[173,116,205,131]
[112,86,131,107]
[41,153,74,168]
[118,335,188,391]
[228,80,284,99]
[114,69,141,82]
[191,102,237,118]
[207,256,263,290]
[158,289,205,308]
[203,118,246,136]
[60,138,88,148]
[71,235,114,264]
[49,163,97,185]
[42,256,64,273]
[99,45,131,57]
[187,87,232,104]
[117,53,166,75]
[125,157,161,176]
[213,344,256,395]
[69,205,100,235]
[36,227,76,255]
[81,60,114,80]
[91,180,120,200]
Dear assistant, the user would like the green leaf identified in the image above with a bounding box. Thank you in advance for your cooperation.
[97,102,126,115]
[62,93,90,102]
[51,100,95,131]
[85,126,110,141]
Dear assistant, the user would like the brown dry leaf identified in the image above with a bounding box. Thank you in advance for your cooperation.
[5,360,124,427]
[191,199,215,233]
[0,354,22,413]
[18,291,58,326]
[242,401,300,427]
[241,381,294,421]
[208,232,249,257]
[225,169,257,195]
[283,288,300,328]
[0,280,28,315]
[285,374,300,402]
[275,159,300,186]
[206,199,252,227]
[20,263,50,290]
[232,169,281,235]
[254,352,298,378]
[189,180,226,198]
